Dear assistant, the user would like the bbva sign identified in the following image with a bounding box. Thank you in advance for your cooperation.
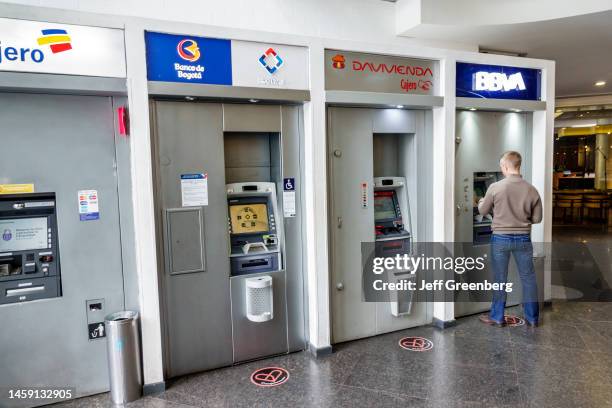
[472,71,526,92]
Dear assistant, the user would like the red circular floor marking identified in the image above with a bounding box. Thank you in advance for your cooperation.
[398,336,434,351]
[250,366,290,387]
[504,315,525,327]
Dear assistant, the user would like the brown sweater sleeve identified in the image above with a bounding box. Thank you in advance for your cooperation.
[531,188,543,224]
[478,183,495,216]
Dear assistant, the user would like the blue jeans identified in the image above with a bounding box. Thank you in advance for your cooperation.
[489,234,539,324]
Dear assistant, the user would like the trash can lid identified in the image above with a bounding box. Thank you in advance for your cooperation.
[105,310,139,325]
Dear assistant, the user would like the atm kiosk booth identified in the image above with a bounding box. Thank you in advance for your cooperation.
[325,50,442,343]
[453,61,551,318]
[0,18,135,407]
[146,32,308,377]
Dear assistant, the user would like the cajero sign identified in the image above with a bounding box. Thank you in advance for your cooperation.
[0,18,126,78]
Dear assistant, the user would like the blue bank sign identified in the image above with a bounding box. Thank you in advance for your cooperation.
[456,62,541,100]
[145,31,232,85]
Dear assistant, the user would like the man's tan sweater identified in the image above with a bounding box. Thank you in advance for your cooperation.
[478,174,542,234]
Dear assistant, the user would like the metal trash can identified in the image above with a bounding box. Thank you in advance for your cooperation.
[105,311,143,404]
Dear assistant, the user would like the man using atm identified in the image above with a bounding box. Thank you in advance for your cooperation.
[477,151,542,327]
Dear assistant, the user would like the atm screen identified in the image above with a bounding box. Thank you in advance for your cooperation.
[374,193,397,221]
[229,204,269,234]
[0,217,48,252]
[474,182,487,200]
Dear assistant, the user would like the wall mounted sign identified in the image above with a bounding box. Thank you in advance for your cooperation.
[324,49,438,95]
[0,18,126,78]
[145,31,308,90]
[456,62,541,100]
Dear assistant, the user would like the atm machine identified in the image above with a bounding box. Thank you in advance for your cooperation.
[152,102,306,378]
[373,177,415,317]
[472,172,502,245]
[328,108,434,343]
[454,110,537,317]
[0,193,61,304]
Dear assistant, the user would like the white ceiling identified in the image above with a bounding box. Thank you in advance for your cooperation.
[400,10,612,98]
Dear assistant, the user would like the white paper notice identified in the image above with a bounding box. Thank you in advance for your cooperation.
[181,173,208,207]
[283,191,296,218]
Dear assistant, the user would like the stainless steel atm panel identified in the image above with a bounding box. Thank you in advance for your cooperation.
[0,92,131,405]
[454,110,536,317]
[328,107,434,343]
[152,102,306,378]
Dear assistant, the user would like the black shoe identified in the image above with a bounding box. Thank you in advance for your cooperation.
[479,314,506,327]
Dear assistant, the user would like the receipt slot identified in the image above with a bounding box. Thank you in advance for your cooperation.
[0,193,61,304]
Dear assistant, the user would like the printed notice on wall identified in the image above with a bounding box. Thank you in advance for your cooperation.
[283,177,296,218]
[78,190,100,221]
[181,173,208,207]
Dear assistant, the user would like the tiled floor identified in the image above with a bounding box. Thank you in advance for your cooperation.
[54,301,612,408]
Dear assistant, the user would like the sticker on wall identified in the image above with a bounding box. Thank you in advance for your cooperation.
[0,184,35,195]
[181,173,208,207]
[250,367,290,387]
[282,177,296,218]
[88,322,106,340]
[399,336,434,352]
[78,190,99,221]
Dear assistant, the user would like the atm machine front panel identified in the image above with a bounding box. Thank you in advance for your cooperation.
[0,92,127,401]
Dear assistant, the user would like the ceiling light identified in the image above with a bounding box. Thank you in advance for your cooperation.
[571,123,596,128]
[595,81,606,87]
[249,99,259,103]
[396,105,404,109]
[469,108,477,111]
[185,96,195,101]
[512,109,522,113]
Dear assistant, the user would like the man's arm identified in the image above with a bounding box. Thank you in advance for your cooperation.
[478,185,495,216]
[531,189,543,224]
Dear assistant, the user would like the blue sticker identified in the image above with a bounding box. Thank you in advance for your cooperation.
[456,62,541,100]
[115,339,123,351]
[145,31,232,85]
[79,213,99,221]
[283,178,295,191]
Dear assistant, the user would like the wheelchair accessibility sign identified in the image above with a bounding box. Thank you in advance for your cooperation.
[283,177,296,218]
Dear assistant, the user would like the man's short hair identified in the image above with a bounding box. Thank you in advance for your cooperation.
[500,151,522,169]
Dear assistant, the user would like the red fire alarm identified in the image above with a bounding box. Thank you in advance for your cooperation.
[117,106,129,137]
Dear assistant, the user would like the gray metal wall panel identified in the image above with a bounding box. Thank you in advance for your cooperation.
[223,104,281,132]
[148,82,310,102]
[280,105,307,352]
[153,101,233,377]
[224,132,273,184]
[329,107,434,343]
[0,72,126,96]
[0,93,124,400]
[328,107,377,343]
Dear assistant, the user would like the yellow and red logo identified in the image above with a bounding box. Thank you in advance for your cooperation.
[177,39,201,62]
[37,29,72,53]
[332,54,346,69]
